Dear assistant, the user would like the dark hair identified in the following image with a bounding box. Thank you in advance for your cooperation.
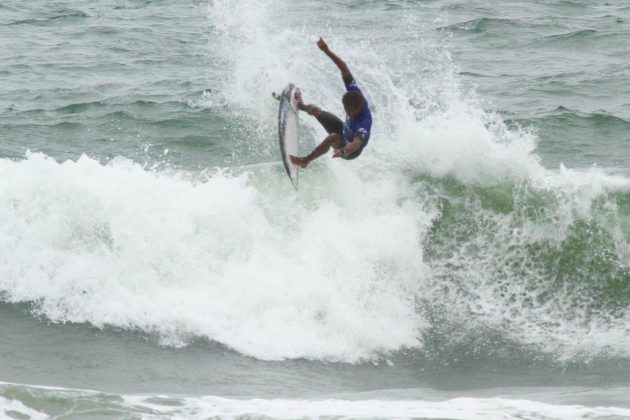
[342,91,365,111]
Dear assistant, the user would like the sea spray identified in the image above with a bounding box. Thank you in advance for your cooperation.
[1,0,629,365]
[0,152,430,361]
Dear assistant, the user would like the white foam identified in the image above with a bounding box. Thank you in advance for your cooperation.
[4,381,630,420]
[121,394,630,419]
[0,152,430,361]
[2,0,630,364]
[0,396,48,420]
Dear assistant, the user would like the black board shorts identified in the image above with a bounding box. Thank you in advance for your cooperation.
[316,111,362,160]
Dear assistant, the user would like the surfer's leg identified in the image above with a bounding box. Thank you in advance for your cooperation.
[294,91,345,137]
[316,111,344,135]
[301,104,322,117]
[290,133,344,168]
[295,90,322,117]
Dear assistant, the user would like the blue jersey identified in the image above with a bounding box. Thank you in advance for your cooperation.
[342,76,372,150]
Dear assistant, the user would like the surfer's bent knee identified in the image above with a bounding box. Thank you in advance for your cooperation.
[316,111,344,135]
[326,133,343,148]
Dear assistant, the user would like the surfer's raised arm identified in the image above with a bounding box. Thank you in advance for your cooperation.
[317,37,351,78]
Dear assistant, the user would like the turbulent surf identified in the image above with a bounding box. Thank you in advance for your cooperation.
[2,0,630,418]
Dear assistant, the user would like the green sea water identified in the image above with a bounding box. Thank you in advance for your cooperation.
[1,0,630,418]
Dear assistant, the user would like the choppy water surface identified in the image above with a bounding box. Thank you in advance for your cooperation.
[1,0,630,418]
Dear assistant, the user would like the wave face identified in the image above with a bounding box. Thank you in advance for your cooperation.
[1,0,630,367]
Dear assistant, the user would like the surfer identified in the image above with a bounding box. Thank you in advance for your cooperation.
[289,37,372,168]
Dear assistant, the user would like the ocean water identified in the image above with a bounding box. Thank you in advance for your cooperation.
[1,0,630,418]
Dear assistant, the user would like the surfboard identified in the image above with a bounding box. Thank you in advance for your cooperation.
[276,83,299,190]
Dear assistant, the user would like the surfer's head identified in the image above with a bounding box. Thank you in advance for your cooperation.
[342,91,365,117]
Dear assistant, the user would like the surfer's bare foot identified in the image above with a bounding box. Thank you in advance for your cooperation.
[294,89,308,112]
[289,155,308,169]
[293,89,322,117]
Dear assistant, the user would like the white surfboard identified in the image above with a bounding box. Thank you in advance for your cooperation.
[277,83,299,190]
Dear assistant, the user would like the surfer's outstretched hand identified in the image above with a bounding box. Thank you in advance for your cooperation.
[317,37,329,52]
[332,149,344,158]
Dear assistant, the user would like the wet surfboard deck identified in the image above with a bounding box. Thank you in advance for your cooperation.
[275,83,299,190]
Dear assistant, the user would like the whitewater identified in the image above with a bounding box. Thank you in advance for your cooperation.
[2,0,630,418]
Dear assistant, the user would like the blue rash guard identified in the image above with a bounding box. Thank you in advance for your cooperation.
[342,75,372,152]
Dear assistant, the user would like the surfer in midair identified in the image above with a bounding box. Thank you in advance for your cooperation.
[289,37,372,168]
